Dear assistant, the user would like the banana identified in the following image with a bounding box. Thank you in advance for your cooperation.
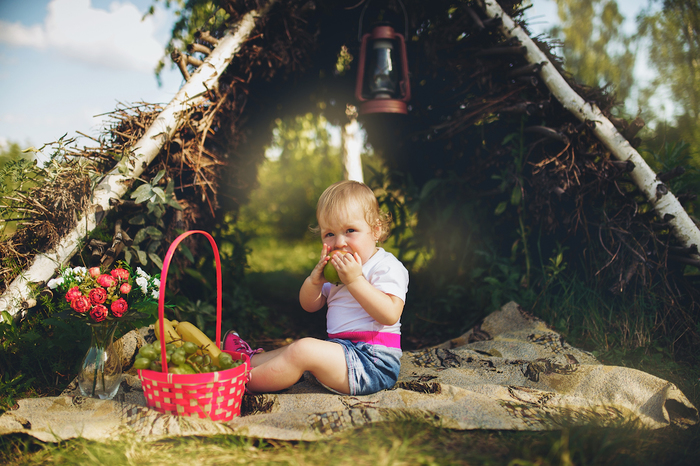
[154,318,183,347]
[176,320,222,365]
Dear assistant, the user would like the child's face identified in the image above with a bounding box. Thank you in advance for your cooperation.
[319,203,378,264]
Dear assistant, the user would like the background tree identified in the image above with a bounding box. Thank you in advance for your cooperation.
[237,113,344,240]
[547,0,635,108]
[636,0,700,154]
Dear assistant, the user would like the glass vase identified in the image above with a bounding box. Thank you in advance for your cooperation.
[78,321,122,400]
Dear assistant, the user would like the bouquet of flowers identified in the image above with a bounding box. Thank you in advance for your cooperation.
[47,261,161,399]
[47,262,160,326]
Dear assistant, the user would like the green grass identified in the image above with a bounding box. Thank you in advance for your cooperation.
[2,418,699,465]
[245,237,320,275]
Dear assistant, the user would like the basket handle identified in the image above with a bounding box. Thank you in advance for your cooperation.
[157,230,223,374]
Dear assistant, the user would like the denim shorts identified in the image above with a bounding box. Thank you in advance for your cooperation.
[326,338,402,396]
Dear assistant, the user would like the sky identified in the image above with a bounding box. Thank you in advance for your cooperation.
[0,0,183,152]
[0,0,657,156]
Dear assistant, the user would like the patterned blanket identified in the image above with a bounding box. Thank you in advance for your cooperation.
[1,302,697,442]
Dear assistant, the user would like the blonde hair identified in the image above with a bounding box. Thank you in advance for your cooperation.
[315,180,392,242]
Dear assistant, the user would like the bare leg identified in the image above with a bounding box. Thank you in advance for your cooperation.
[247,337,349,394]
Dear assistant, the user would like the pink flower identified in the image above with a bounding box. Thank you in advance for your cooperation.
[111,268,129,281]
[97,274,116,288]
[110,298,128,318]
[70,296,91,313]
[65,286,82,303]
[88,287,107,305]
[90,304,108,322]
[89,267,101,278]
[119,283,132,294]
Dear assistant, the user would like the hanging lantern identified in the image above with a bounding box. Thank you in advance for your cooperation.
[354,2,411,115]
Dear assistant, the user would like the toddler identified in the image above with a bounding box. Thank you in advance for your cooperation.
[225,180,409,395]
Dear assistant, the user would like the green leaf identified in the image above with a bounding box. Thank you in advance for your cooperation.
[148,252,163,270]
[130,183,153,203]
[137,249,148,265]
[483,277,501,286]
[147,240,161,254]
[117,158,129,175]
[145,226,162,240]
[152,187,167,202]
[501,133,518,146]
[510,185,522,206]
[494,201,508,215]
[419,178,442,200]
[168,197,183,210]
[179,244,195,263]
[128,214,146,225]
[152,170,166,184]
[133,228,148,245]
[184,267,208,284]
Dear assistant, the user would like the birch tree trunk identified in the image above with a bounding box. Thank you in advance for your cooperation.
[343,119,364,183]
[478,0,700,255]
[0,3,275,320]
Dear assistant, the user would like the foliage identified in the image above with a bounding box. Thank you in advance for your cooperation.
[0,140,28,170]
[237,113,344,240]
[636,0,700,151]
[0,308,90,410]
[547,0,636,106]
[125,170,183,269]
[148,0,231,81]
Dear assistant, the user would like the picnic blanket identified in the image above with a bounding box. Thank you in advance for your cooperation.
[1,302,697,442]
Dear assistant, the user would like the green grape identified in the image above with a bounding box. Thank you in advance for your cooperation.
[169,366,184,374]
[192,355,204,366]
[171,352,186,366]
[139,344,157,361]
[201,355,211,366]
[165,343,176,352]
[149,361,162,372]
[183,341,198,355]
[179,364,196,374]
[133,357,152,370]
[218,353,234,369]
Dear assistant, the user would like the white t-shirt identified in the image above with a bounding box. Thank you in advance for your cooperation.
[321,248,409,335]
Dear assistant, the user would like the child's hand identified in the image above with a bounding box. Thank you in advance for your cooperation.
[330,251,363,285]
[309,243,331,286]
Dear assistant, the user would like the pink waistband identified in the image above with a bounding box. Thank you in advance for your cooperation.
[328,331,401,348]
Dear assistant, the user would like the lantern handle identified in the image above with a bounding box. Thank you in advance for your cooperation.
[358,0,408,42]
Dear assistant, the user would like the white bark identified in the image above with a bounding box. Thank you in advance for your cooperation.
[479,0,700,254]
[343,119,364,183]
[0,5,274,320]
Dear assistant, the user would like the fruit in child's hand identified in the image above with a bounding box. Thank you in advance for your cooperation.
[323,251,347,285]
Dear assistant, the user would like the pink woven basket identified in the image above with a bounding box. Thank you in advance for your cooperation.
[138,230,250,422]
